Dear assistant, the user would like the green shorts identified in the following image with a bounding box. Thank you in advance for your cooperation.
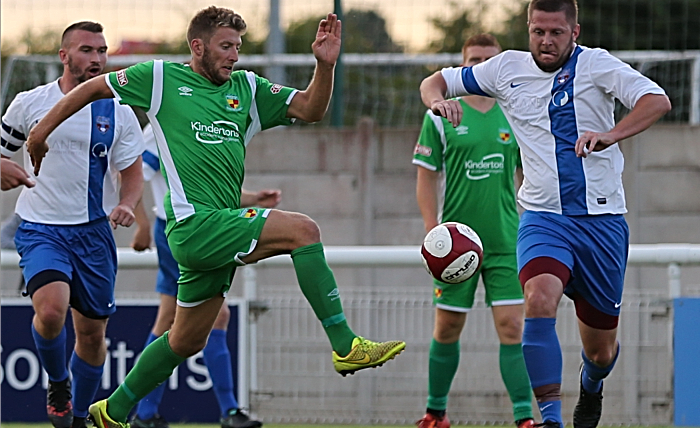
[166,207,271,305]
[432,253,524,312]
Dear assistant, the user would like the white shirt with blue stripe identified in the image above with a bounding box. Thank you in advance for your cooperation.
[441,45,666,216]
[1,80,144,225]
[141,124,168,221]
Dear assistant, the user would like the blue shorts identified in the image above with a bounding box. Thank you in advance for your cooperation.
[154,217,179,296]
[14,217,117,319]
[517,210,629,316]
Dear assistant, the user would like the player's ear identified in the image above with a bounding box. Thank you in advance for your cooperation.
[572,24,581,41]
[190,38,204,57]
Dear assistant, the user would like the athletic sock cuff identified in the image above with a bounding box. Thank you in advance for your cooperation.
[291,242,324,258]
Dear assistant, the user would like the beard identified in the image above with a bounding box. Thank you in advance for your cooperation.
[532,39,575,73]
[201,46,229,86]
[67,58,98,84]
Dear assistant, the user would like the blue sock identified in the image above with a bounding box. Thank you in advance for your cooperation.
[70,351,103,418]
[31,324,69,382]
[522,318,562,424]
[135,333,167,420]
[581,344,619,393]
[203,329,238,416]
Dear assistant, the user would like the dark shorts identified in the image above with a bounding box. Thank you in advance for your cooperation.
[15,217,117,319]
[154,217,179,296]
[517,210,629,317]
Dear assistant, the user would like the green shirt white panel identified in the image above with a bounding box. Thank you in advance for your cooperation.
[413,100,521,254]
[107,61,297,226]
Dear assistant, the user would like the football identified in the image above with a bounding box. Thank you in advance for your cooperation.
[421,222,484,284]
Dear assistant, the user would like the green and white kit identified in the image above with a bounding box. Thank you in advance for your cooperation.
[107,60,297,303]
[413,99,523,310]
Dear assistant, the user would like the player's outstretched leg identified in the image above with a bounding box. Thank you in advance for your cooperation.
[290,242,405,375]
[131,332,170,428]
[88,400,129,428]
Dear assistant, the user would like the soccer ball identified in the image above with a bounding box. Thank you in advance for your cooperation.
[421,222,484,284]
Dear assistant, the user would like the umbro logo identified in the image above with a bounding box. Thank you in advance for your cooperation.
[178,86,193,96]
[328,288,340,300]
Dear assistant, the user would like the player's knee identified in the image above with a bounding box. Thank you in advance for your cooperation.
[34,307,66,335]
[524,289,557,317]
[495,315,523,342]
[585,346,617,367]
[433,322,463,342]
[293,214,321,246]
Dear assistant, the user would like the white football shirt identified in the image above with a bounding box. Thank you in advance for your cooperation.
[141,124,168,221]
[1,80,144,224]
[441,45,666,215]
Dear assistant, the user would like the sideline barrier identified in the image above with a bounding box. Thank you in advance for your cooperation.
[4,244,700,297]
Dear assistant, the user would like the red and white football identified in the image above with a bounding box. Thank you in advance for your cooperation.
[421,222,484,284]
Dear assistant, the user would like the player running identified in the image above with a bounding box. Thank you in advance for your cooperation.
[26,7,405,428]
[420,1,670,427]
[1,21,144,428]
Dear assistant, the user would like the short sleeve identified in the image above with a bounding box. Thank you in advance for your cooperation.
[253,74,297,130]
[1,94,28,157]
[110,104,145,171]
[106,61,155,111]
[587,49,666,110]
[412,111,445,172]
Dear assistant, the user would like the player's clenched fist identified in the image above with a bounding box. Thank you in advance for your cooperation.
[109,204,136,229]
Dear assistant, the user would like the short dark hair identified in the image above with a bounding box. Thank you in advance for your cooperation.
[462,33,501,57]
[61,21,104,47]
[187,6,247,44]
[528,0,578,27]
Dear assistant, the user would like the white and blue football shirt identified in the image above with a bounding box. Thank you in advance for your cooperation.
[441,45,666,216]
[1,80,144,224]
[141,124,168,221]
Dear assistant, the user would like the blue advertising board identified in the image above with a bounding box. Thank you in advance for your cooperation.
[1,298,248,423]
[673,297,700,427]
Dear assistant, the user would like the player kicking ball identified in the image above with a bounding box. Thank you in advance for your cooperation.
[26,7,405,428]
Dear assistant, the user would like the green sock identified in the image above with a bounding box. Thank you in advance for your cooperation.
[291,242,356,355]
[427,339,460,411]
[500,343,534,421]
[107,332,186,422]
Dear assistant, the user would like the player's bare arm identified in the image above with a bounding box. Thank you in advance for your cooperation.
[420,72,463,127]
[26,77,114,175]
[575,93,671,157]
[1,157,35,190]
[286,13,341,123]
[130,200,152,251]
[240,188,282,208]
[110,157,143,229]
[415,167,440,233]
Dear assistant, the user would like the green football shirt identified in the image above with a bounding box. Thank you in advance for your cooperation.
[106,60,296,228]
[413,99,521,254]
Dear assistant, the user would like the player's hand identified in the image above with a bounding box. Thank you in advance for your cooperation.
[430,99,463,128]
[1,159,35,190]
[131,226,151,251]
[109,204,135,229]
[575,131,617,158]
[26,129,50,176]
[312,13,342,66]
[255,189,282,208]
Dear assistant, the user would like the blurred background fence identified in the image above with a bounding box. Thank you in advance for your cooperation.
[3,0,700,125]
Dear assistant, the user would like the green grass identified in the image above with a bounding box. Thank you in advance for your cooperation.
[0,425,676,428]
